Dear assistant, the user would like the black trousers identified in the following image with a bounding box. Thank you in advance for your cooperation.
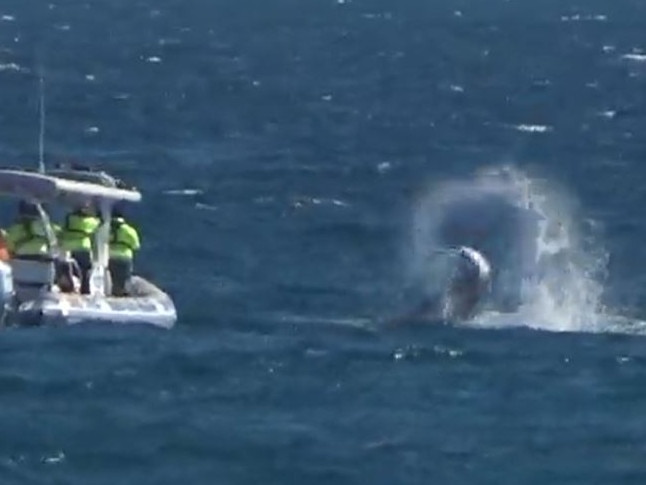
[71,250,92,295]
[55,258,81,293]
[109,258,133,296]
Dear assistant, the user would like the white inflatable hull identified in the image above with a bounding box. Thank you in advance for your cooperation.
[1,273,176,329]
[19,292,176,329]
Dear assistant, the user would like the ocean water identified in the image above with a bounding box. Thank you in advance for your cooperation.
[1,0,646,483]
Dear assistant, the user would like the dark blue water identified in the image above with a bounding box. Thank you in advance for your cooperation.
[1,1,646,483]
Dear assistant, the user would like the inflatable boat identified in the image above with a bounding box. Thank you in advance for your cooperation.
[0,168,176,329]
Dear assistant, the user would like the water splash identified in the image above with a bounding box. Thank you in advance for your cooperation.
[407,165,608,332]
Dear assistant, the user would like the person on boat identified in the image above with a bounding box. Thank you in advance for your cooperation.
[59,203,101,294]
[4,201,83,292]
[5,201,59,258]
[108,205,140,296]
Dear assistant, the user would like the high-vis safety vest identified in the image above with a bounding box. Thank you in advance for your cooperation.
[5,219,57,256]
[60,213,101,252]
[109,218,140,260]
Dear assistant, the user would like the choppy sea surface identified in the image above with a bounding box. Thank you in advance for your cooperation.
[1,0,646,483]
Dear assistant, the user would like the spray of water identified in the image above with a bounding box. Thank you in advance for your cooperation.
[407,165,608,332]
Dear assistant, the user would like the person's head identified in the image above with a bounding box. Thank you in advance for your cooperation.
[18,200,39,218]
[112,204,124,219]
[70,163,92,172]
[75,202,95,216]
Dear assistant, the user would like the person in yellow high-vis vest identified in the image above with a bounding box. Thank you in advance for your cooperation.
[5,201,59,258]
[59,204,101,294]
[108,206,140,296]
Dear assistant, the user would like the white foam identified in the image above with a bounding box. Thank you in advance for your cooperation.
[290,196,350,209]
[560,14,607,22]
[164,188,203,196]
[0,63,22,72]
[515,124,552,133]
[195,202,218,211]
[268,311,373,329]
[622,53,646,62]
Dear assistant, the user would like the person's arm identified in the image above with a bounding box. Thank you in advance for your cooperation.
[125,225,140,252]
[4,226,21,254]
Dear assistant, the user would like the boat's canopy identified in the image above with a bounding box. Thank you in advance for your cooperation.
[47,168,121,188]
[0,169,141,207]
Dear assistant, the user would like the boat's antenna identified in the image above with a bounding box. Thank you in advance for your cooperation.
[38,68,46,174]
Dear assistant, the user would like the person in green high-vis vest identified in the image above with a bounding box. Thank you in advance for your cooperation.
[108,205,140,296]
[5,201,59,258]
[59,203,101,294]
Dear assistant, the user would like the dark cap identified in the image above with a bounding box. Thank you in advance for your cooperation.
[18,200,39,217]
[112,203,125,219]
